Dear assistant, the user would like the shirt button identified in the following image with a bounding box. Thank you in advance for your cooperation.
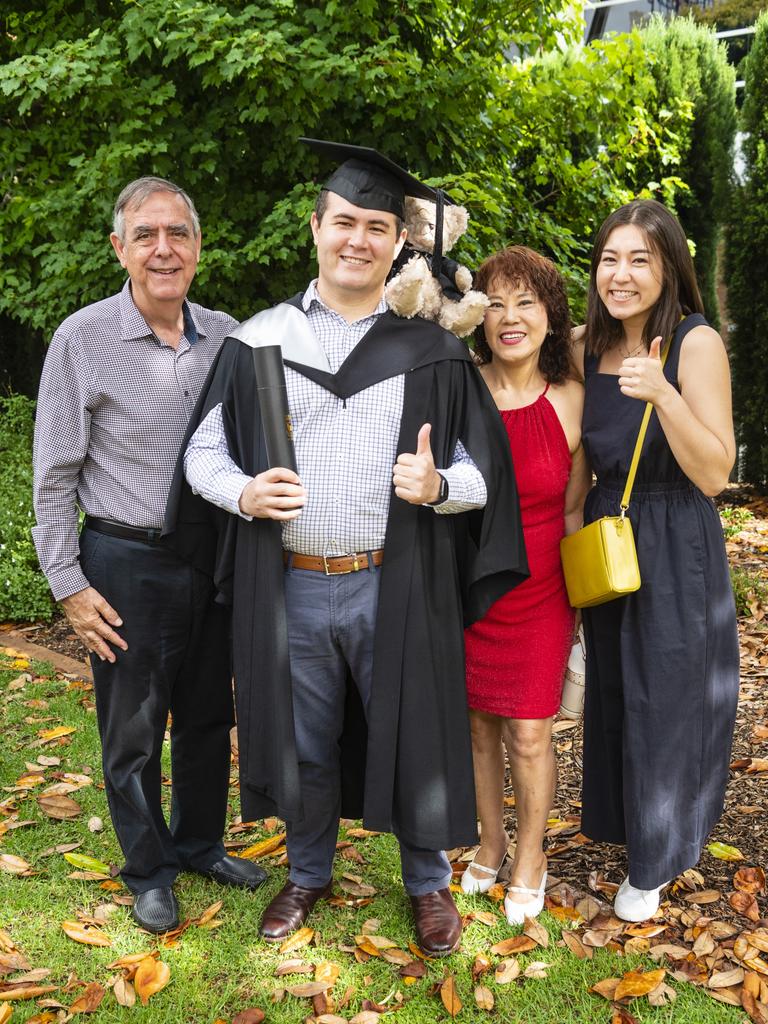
[184,390,189,397]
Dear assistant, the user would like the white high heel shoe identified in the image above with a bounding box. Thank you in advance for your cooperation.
[504,871,547,926]
[460,853,506,895]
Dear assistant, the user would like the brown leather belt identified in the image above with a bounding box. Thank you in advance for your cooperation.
[283,549,384,575]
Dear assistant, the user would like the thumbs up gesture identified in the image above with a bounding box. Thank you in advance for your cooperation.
[393,423,443,504]
[618,335,670,405]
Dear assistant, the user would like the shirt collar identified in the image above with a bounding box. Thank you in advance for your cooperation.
[302,280,388,321]
[118,279,203,344]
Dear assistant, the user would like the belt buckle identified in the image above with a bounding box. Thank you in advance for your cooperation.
[323,553,360,575]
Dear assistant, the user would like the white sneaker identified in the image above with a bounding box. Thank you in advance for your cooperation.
[613,876,668,922]
[504,871,547,926]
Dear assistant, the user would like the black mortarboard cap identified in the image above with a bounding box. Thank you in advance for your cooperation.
[300,137,453,221]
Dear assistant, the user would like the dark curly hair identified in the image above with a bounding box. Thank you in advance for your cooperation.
[473,246,573,384]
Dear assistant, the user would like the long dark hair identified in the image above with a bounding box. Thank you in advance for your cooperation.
[585,199,704,357]
[473,246,573,384]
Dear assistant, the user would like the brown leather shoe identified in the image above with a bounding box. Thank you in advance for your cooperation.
[409,887,462,956]
[259,880,333,942]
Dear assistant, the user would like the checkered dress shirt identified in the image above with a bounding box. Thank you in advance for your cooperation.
[32,280,236,600]
[184,282,487,557]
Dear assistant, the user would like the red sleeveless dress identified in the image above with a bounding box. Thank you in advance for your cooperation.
[465,386,574,718]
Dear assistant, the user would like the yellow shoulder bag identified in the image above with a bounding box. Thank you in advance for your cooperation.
[559,340,670,609]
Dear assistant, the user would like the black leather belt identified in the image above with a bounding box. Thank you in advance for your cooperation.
[84,516,164,544]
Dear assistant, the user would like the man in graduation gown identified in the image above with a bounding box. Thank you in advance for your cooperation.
[165,140,528,955]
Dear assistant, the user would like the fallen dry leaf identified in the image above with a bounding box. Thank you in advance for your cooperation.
[647,980,677,1006]
[743,988,768,1024]
[286,981,331,998]
[61,922,111,947]
[275,960,312,977]
[523,960,551,979]
[0,984,57,1001]
[731,891,761,921]
[279,927,314,955]
[562,930,592,959]
[134,957,170,1005]
[399,960,427,979]
[231,1011,266,1024]
[315,962,341,987]
[590,978,621,1000]
[614,968,667,1001]
[523,916,549,948]
[38,726,76,742]
[474,984,494,1010]
[709,967,746,988]
[69,981,105,1013]
[440,975,461,1017]
[239,834,286,859]
[113,978,136,1007]
[736,867,767,895]
[0,854,32,875]
[106,951,156,971]
[196,900,224,927]
[682,889,721,905]
[495,958,520,984]
[471,954,492,980]
[37,794,81,820]
[491,935,537,956]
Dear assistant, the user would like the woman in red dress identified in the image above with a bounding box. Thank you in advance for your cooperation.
[462,247,590,925]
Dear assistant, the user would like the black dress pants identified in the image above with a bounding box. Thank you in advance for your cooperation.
[80,528,234,894]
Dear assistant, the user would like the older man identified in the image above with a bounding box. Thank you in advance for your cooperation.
[32,176,266,934]
[170,142,528,955]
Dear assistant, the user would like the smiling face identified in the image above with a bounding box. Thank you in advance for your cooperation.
[310,191,406,307]
[110,190,201,317]
[596,223,663,328]
[482,279,549,366]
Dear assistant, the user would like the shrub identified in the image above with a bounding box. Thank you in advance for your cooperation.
[0,394,54,621]
[726,11,768,488]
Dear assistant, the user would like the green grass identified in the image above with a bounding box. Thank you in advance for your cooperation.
[0,654,745,1023]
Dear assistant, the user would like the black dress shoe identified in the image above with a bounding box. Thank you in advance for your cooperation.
[409,887,462,956]
[195,855,267,890]
[259,880,332,941]
[132,887,179,934]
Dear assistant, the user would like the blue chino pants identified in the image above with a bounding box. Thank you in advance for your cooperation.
[283,558,451,896]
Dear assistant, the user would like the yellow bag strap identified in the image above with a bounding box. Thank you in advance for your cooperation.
[619,338,672,513]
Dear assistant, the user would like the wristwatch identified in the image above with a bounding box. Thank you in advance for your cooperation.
[428,473,449,506]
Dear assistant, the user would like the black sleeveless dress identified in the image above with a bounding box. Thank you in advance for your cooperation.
[580,313,739,889]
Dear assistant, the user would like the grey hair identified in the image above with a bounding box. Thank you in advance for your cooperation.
[112,176,200,242]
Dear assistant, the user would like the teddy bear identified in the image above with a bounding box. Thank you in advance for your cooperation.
[385,196,489,338]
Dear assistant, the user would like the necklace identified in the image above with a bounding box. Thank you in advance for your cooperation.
[618,339,646,359]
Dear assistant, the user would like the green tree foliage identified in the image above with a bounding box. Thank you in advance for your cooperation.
[683,0,767,66]
[641,16,737,328]
[0,395,54,621]
[726,11,768,488]
[0,0,693,339]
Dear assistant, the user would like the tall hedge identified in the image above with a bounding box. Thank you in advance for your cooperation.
[726,12,768,488]
[641,16,737,329]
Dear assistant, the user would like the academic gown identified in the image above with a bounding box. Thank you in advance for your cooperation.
[164,295,528,850]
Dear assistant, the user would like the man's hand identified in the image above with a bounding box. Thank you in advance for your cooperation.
[238,468,306,520]
[61,586,127,664]
[393,424,442,505]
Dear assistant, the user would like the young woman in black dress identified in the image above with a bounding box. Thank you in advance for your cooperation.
[572,199,739,922]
